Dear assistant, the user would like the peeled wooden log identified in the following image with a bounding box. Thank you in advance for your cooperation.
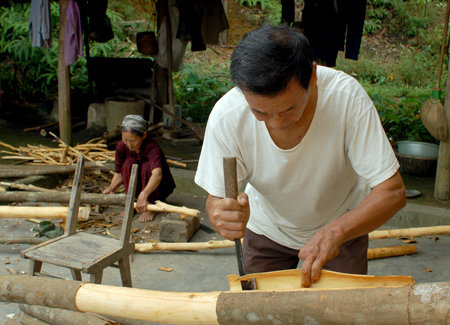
[0,206,90,220]
[0,162,108,178]
[136,200,200,218]
[135,240,235,252]
[368,245,417,260]
[0,193,199,217]
[370,225,450,240]
[136,240,417,262]
[1,274,450,324]
[19,304,112,325]
[0,191,127,206]
[0,181,55,192]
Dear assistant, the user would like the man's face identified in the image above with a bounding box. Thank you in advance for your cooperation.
[243,74,316,131]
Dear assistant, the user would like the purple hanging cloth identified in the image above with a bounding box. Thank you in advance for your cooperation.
[65,0,83,66]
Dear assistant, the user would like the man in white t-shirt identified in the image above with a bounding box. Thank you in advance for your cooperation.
[195,25,406,287]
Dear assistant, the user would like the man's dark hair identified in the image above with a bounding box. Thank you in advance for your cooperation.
[230,25,314,97]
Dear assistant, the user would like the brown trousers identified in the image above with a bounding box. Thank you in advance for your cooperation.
[243,228,368,275]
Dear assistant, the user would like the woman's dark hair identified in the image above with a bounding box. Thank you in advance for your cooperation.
[230,25,314,97]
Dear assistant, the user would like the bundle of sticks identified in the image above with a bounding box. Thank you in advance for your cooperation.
[0,134,113,166]
[0,133,186,168]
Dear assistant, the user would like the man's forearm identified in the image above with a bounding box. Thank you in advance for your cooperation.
[321,170,406,245]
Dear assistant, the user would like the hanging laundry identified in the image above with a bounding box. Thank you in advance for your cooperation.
[29,0,52,49]
[155,0,188,72]
[87,0,114,43]
[301,0,367,67]
[176,0,229,52]
[65,0,84,66]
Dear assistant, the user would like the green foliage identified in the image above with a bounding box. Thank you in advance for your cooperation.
[173,64,233,124]
[0,3,144,102]
[236,0,281,25]
[373,94,437,144]
[0,3,60,101]
[239,0,267,10]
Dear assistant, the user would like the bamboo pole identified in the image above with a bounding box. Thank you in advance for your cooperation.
[369,225,450,239]
[0,206,90,220]
[1,275,450,324]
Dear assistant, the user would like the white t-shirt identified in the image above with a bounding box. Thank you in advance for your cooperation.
[195,66,399,249]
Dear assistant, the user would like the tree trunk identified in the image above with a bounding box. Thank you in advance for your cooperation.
[0,191,127,206]
[434,61,450,199]
[1,275,450,324]
[0,162,109,178]
[0,237,47,245]
[19,304,112,325]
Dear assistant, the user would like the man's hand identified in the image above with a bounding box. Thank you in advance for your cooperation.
[298,227,343,288]
[206,193,250,240]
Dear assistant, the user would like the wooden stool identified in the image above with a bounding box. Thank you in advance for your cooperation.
[22,157,138,287]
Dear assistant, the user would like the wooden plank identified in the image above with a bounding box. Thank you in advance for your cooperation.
[24,233,122,271]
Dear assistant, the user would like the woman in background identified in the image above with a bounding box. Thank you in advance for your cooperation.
[103,115,176,222]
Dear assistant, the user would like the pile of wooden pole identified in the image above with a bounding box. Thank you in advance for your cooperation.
[0,137,113,166]
[0,134,186,168]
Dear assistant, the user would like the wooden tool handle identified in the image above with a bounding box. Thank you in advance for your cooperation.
[223,157,238,199]
[223,157,247,277]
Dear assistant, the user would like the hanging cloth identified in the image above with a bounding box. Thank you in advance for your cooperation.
[176,0,229,52]
[65,0,84,66]
[29,0,52,49]
[301,0,366,67]
[155,0,188,72]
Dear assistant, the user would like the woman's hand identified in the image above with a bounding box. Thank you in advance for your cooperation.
[135,192,149,213]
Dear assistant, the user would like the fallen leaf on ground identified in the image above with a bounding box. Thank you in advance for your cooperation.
[425,268,432,272]
[158,267,173,272]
